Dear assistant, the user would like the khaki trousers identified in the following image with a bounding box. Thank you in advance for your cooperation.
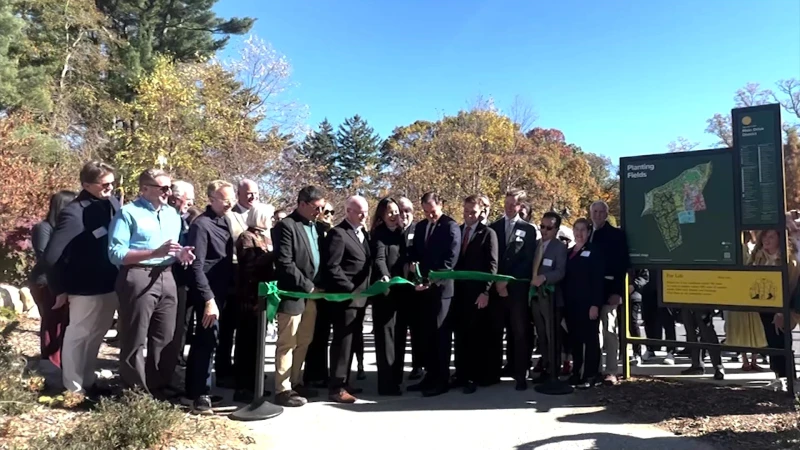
[274,300,318,394]
[61,292,118,393]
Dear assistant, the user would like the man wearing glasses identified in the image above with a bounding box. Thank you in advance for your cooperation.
[108,169,195,399]
[183,180,236,414]
[44,160,121,397]
[272,186,327,407]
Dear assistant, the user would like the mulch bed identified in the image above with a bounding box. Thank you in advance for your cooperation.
[0,315,258,450]
[583,377,800,450]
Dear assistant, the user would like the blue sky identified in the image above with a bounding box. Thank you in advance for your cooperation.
[214,0,800,165]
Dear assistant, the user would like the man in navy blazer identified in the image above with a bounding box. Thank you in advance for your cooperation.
[408,192,460,397]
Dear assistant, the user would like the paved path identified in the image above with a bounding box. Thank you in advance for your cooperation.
[234,319,716,450]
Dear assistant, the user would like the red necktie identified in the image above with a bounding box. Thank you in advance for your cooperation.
[461,226,471,255]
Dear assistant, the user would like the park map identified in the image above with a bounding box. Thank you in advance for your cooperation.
[640,162,712,251]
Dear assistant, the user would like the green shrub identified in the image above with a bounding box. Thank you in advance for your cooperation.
[28,389,185,450]
[0,337,38,415]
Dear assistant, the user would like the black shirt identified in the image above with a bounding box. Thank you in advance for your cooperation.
[187,206,234,303]
[29,221,53,285]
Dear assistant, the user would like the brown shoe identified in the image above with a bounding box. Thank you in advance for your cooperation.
[603,374,618,386]
[329,388,357,404]
[275,390,307,407]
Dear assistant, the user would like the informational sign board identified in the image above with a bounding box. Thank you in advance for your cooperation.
[620,149,738,267]
[733,104,784,228]
[661,269,783,308]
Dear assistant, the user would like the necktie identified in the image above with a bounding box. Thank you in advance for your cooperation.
[426,221,435,245]
[461,226,471,255]
[506,220,514,245]
[532,241,545,277]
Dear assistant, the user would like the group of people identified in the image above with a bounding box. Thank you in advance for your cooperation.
[26,159,800,417]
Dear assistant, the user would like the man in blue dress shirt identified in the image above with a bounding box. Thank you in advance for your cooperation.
[108,169,194,396]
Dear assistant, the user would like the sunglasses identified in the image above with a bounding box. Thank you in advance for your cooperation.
[147,184,172,194]
[324,210,334,216]
[93,182,114,189]
[539,224,556,231]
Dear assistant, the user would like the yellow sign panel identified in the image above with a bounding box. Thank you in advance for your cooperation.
[662,270,783,308]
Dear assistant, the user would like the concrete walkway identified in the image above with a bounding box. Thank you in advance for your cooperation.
[238,320,716,450]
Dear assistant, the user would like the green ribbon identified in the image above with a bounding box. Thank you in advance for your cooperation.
[258,270,547,322]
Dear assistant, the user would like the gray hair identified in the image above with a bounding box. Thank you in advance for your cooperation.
[247,202,276,230]
[590,200,609,212]
[171,180,195,199]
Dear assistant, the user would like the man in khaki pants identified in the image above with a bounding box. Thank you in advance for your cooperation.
[272,186,327,407]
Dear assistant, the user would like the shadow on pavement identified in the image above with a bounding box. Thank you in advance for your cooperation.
[516,432,712,450]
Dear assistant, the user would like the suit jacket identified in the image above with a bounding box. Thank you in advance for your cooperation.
[372,224,404,281]
[490,217,539,281]
[323,220,372,308]
[562,242,605,312]
[589,221,631,297]
[454,222,498,299]
[411,215,461,299]
[273,210,324,315]
[534,238,568,305]
[44,190,120,296]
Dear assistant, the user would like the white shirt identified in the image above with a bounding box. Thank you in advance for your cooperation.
[504,215,518,243]
[346,219,364,243]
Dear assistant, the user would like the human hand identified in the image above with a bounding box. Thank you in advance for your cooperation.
[628,285,634,295]
[496,282,509,297]
[202,299,219,328]
[475,293,489,309]
[608,294,622,306]
[773,313,785,333]
[178,246,195,265]
[154,239,182,258]
[415,284,429,292]
[532,275,546,287]
[589,305,599,320]
[52,293,69,310]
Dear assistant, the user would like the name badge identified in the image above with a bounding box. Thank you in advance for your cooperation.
[580,251,591,257]
[604,275,614,280]
[543,258,553,267]
[92,227,108,238]
[515,236,524,243]
[515,229,526,237]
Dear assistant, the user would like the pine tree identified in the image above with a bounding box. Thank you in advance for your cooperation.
[298,119,338,188]
[334,115,382,193]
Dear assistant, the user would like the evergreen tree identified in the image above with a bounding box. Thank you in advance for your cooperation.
[0,0,50,113]
[334,115,382,193]
[298,119,338,188]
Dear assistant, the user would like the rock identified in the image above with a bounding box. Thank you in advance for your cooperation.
[0,284,23,314]
[19,286,35,312]
[26,306,41,319]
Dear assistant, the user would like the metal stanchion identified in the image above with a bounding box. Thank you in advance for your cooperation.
[230,297,283,421]
[534,288,574,395]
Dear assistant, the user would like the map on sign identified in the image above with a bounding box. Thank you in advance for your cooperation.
[640,162,712,251]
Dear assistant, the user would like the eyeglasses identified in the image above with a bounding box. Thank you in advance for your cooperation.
[147,184,172,194]
[324,210,334,216]
[540,224,556,231]
[93,182,114,189]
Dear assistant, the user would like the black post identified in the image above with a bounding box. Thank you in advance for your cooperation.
[230,297,284,421]
[534,288,574,395]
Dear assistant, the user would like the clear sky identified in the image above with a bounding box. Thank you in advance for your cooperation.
[214,0,800,165]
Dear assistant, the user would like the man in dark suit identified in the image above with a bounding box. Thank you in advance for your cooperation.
[395,197,425,381]
[589,200,632,385]
[272,186,327,407]
[322,195,372,403]
[452,195,498,394]
[409,192,460,397]
[529,211,568,384]
[490,189,539,390]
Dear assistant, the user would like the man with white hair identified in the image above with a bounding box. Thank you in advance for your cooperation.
[166,180,196,376]
[589,200,631,385]
[396,196,425,380]
[322,195,372,403]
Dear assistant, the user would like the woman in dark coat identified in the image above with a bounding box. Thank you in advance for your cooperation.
[29,190,77,370]
[233,203,277,402]
[370,197,405,395]
[561,218,605,388]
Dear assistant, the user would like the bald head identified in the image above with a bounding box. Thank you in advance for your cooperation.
[590,200,609,228]
[237,179,259,209]
[345,195,369,228]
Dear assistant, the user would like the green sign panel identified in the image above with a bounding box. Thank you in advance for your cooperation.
[621,150,737,266]
[733,105,783,227]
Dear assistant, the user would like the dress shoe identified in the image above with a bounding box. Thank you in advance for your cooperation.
[713,367,725,380]
[422,386,448,397]
[408,368,425,380]
[329,388,357,404]
[463,381,477,394]
[680,366,705,376]
[515,379,528,391]
[275,391,307,407]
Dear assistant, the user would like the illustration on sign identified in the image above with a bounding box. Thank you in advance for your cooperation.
[749,277,777,301]
[641,162,712,251]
